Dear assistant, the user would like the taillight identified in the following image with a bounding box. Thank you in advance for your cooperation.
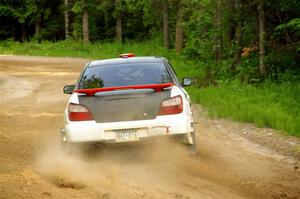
[158,95,183,115]
[68,103,93,121]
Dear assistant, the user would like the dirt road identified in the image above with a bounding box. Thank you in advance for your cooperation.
[1,55,299,199]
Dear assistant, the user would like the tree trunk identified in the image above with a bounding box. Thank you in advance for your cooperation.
[163,0,169,49]
[175,0,183,53]
[64,0,69,39]
[228,0,235,42]
[115,0,123,42]
[104,10,108,36]
[35,19,40,39]
[116,16,122,42]
[21,23,26,42]
[215,0,222,62]
[82,0,89,43]
[258,0,266,77]
[231,0,242,68]
[234,24,242,65]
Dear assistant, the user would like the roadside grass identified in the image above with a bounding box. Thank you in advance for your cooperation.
[0,40,299,137]
[187,83,300,137]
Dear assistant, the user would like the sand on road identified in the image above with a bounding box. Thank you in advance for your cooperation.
[0,55,299,199]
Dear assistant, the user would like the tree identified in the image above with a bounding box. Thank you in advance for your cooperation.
[258,0,266,77]
[162,0,169,49]
[5,1,33,41]
[95,0,114,39]
[64,0,69,39]
[175,0,183,53]
[82,0,89,43]
[214,0,222,62]
[24,0,51,41]
[115,0,123,42]
[228,0,242,67]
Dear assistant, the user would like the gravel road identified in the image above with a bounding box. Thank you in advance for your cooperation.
[0,55,299,199]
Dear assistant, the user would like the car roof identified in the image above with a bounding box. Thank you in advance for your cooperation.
[88,56,164,67]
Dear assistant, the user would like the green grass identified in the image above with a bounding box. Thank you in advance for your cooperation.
[187,83,300,137]
[1,40,299,137]
[1,39,161,58]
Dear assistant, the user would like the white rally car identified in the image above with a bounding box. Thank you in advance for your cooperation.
[61,54,196,151]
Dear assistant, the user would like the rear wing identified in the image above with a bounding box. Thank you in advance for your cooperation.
[74,83,174,96]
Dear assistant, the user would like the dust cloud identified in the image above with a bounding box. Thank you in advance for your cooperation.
[34,137,191,191]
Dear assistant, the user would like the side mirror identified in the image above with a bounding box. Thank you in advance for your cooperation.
[63,85,75,94]
[182,77,193,87]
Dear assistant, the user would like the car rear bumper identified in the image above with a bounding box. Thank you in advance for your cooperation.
[62,113,193,143]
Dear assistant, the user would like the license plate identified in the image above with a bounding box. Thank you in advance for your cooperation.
[115,129,138,142]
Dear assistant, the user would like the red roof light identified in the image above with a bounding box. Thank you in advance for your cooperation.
[119,53,135,58]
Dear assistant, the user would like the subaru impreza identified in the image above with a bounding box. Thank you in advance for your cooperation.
[61,54,196,152]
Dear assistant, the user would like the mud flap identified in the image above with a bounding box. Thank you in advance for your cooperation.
[185,132,194,145]
[186,121,198,155]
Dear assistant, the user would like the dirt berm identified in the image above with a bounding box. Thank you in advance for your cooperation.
[0,55,299,199]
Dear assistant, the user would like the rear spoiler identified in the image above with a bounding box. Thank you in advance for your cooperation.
[74,83,174,96]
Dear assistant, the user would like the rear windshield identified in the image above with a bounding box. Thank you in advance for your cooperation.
[78,63,172,89]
